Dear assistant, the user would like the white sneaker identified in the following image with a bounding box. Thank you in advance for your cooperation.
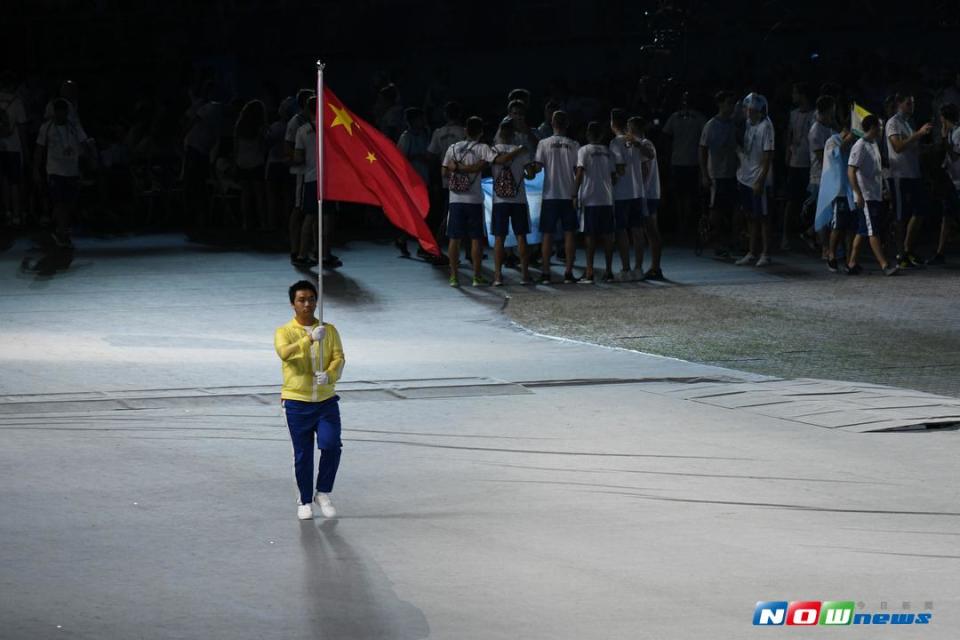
[755,254,771,267]
[734,253,756,266]
[314,493,337,518]
[297,503,313,520]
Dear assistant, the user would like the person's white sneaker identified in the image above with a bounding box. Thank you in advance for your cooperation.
[755,254,771,267]
[734,253,756,266]
[314,493,337,518]
[297,503,313,520]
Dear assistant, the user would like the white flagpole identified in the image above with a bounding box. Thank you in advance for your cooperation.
[316,60,325,323]
[315,60,325,393]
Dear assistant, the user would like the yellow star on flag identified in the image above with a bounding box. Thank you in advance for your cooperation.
[365,151,377,163]
[329,103,356,135]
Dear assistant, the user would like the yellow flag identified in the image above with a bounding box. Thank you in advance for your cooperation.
[851,102,873,138]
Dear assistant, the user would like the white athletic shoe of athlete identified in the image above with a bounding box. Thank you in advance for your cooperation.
[297,503,313,520]
[755,254,771,267]
[735,253,756,266]
[314,493,337,518]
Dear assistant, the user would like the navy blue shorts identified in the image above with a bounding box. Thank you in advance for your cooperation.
[582,205,615,235]
[831,197,857,232]
[710,178,738,211]
[787,166,811,202]
[857,201,884,237]
[738,183,771,218]
[645,198,660,217]
[539,198,579,233]
[447,202,485,239]
[301,180,319,215]
[47,175,80,204]
[491,202,530,237]
[887,177,927,220]
[614,199,644,230]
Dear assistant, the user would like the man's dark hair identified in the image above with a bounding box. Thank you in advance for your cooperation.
[465,115,484,138]
[940,103,959,124]
[894,92,913,105]
[53,98,70,112]
[819,83,841,98]
[508,88,531,104]
[296,89,314,109]
[861,114,880,132]
[444,101,462,122]
[714,90,735,105]
[551,110,569,131]
[586,121,603,143]
[610,108,628,128]
[289,280,318,303]
[627,116,646,134]
[507,99,527,116]
[815,95,836,114]
[404,106,424,124]
[544,99,560,114]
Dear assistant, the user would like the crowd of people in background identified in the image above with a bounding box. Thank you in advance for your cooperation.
[1,65,959,284]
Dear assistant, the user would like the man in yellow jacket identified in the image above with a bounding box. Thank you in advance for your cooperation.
[275,280,345,520]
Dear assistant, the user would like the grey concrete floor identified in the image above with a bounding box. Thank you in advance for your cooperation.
[0,234,958,639]
[504,249,960,398]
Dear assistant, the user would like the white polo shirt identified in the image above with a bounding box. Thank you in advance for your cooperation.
[736,117,775,188]
[609,135,644,200]
[36,120,89,177]
[535,135,580,200]
[885,112,921,179]
[576,143,614,207]
[443,140,497,204]
[808,120,837,185]
[848,137,883,202]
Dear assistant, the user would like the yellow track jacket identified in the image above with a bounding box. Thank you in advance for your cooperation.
[274,319,345,402]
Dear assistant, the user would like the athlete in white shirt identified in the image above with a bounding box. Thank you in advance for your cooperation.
[532,111,580,283]
[734,93,775,267]
[490,118,535,285]
[442,116,521,287]
[574,121,616,283]
[885,93,933,267]
[847,115,898,275]
[930,104,960,264]
[609,108,645,279]
[628,117,665,279]
[34,99,92,248]
[699,91,739,257]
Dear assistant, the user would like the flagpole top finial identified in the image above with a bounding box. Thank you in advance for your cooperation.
[316,60,325,70]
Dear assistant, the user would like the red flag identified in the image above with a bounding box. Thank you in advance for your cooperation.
[319,87,439,255]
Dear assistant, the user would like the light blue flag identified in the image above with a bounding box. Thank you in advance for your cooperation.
[482,172,544,248]
[814,133,855,231]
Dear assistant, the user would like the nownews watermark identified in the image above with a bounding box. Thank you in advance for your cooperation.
[753,600,935,626]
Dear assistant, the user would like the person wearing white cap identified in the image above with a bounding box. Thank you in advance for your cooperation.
[734,93,775,267]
